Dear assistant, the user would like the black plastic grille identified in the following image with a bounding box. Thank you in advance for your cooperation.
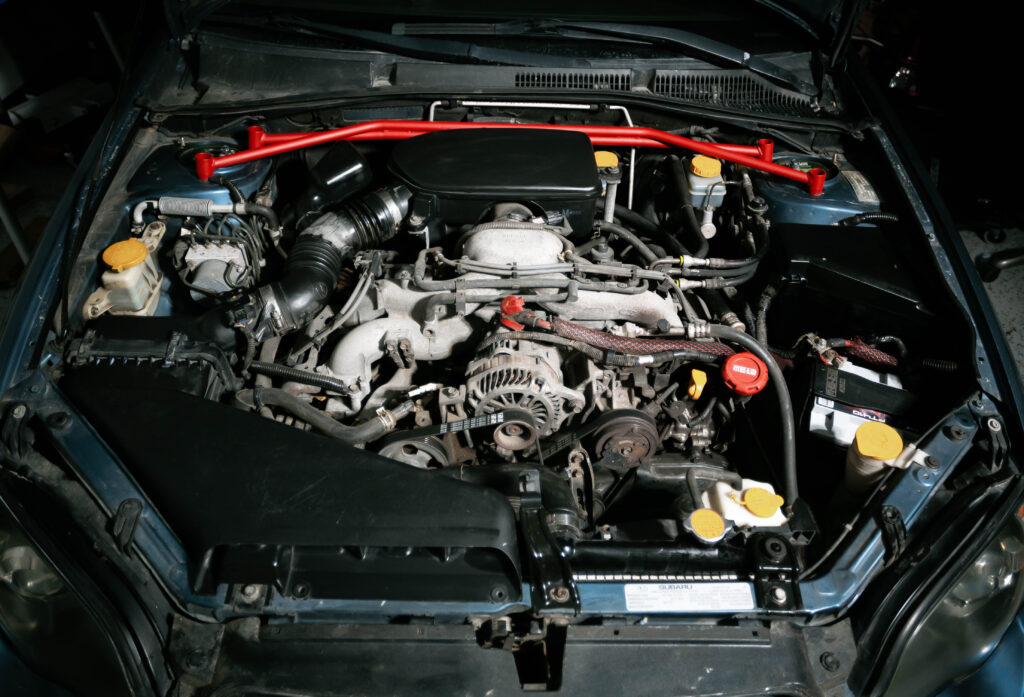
[652,70,817,116]
[514,71,632,91]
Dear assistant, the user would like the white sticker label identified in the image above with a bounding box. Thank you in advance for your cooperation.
[841,170,881,204]
[624,583,755,612]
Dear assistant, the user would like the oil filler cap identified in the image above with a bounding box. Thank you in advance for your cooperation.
[102,238,148,272]
[722,352,769,395]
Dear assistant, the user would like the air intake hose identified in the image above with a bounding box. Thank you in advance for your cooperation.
[246,186,410,338]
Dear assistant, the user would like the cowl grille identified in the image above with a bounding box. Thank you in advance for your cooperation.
[514,70,631,91]
[652,70,817,116]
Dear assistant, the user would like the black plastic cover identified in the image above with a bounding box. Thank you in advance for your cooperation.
[388,128,601,234]
[59,374,522,603]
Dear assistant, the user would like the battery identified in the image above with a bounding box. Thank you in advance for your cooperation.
[807,361,917,447]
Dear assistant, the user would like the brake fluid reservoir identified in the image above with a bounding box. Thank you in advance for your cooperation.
[687,155,725,208]
[702,479,787,528]
[83,222,166,320]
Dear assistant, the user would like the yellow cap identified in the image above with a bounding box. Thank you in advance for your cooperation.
[688,369,708,400]
[854,421,904,462]
[690,155,722,178]
[594,151,619,168]
[742,488,785,518]
[689,508,726,541]
[102,238,148,272]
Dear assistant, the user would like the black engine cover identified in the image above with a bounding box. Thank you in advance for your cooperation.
[388,128,601,234]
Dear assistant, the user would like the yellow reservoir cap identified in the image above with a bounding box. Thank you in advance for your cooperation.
[689,508,726,542]
[690,155,722,178]
[594,151,619,168]
[688,369,708,400]
[742,488,785,519]
[854,421,904,461]
[102,238,148,272]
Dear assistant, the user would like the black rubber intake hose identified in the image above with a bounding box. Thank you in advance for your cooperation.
[707,324,798,511]
[253,186,410,336]
[236,387,414,444]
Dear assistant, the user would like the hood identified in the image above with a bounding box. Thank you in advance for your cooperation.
[164,0,865,68]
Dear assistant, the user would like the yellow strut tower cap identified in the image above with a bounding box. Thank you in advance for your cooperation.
[594,151,619,168]
[854,421,904,461]
[102,238,148,272]
[689,508,726,542]
[690,155,722,178]
[742,488,785,518]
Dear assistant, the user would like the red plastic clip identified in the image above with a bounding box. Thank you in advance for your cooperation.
[500,296,526,330]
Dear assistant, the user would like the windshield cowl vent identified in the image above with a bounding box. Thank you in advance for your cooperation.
[652,70,819,116]
[514,69,632,91]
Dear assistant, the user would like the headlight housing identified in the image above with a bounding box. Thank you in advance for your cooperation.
[883,513,1024,697]
[0,501,130,697]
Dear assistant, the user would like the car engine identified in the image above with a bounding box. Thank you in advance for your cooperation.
[59,111,972,605]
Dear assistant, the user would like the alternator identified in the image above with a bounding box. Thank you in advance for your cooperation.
[466,338,583,437]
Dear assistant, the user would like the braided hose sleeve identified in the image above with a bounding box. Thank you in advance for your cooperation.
[551,318,734,357]
[842,339,900,370]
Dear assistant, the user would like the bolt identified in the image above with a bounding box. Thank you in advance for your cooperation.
[924,456,940,471]
[11,404,27,419]
[944,424,968,441]
[820,651,841,673]
[444,387,458,397]
[505,424,523,436]
[600,526,614,541]
[770,586,788,605]
[549,586,571,603]
[292,583,310,599]
[490,586,509,603]
[988,418,1002,433]
[28,385,41,394]
[240,584,261,602]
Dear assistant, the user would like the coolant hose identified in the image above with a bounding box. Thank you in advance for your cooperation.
[594,200,688,256]
[236,387,414,444]
[598,222,660,266]
[708,324,798,510]
[669,155,710,258]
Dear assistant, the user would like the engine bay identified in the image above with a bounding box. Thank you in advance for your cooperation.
[55,104,975,611]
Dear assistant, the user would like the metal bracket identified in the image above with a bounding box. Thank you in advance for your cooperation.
[518,470,579,614]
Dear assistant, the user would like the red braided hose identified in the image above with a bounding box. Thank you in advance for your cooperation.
[843,339,899,370]
[551,318,735,357]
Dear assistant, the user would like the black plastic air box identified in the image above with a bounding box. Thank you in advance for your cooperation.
[388,128,602,234]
